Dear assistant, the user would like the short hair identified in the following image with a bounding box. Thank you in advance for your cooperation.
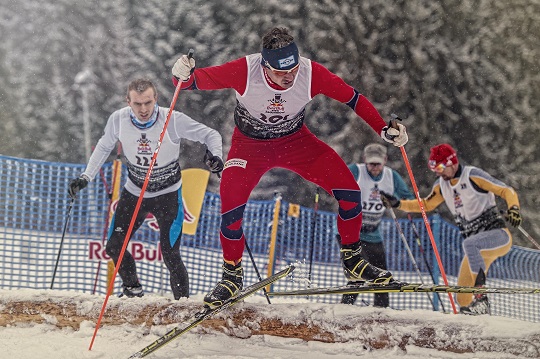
[262,27,294,49]
[127,79,157,100]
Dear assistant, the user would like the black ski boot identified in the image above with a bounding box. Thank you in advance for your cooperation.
[460,269,491,315]
[120,284,144,298]
[204,261,243,309]
[340,241,395,285]
[460,294,491,315]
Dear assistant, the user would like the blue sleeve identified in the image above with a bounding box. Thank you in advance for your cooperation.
[348,164,359,181]
[392,170,414,199]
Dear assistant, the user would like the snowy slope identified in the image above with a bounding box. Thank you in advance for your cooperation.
[1,289,539,359]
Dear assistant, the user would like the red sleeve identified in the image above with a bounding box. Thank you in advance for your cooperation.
[310,61,387,134]
[172,57,248,95]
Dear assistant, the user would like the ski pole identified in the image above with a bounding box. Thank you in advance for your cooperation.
[204,148,222,179]
[245,239,272,304]
[407,214,447,312]
[50,198,75,289]
[307,187,320,284]
[89,49,195,351]
[498,209,540,250]
[517,225,540,250]
[387,207,437,311]
[92,146,123,295]
[390,114,458,314]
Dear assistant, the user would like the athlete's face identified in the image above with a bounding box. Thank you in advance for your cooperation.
[264,65,299,89]
[127,88,157,122]
[435,163,458,181]
[365,161,385,177]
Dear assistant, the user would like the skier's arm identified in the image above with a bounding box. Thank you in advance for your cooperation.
[170,112,223,160]
[469,168,520,209]
[81,114,119,181]
[347,164,360,181]
[392,170,415,200]
[172,57,249,94]
[398,182,445,212]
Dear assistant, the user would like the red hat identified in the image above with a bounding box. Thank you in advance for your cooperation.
[428,144,458,169]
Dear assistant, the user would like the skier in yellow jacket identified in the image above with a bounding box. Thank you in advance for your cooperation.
[381,143,521,315]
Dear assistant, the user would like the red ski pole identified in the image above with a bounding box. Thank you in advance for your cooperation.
[390,114,458,314]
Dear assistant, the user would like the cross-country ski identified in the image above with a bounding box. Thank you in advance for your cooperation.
[268,283,540,297]
[128,265,295,358]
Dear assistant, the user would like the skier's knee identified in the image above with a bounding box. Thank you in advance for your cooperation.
[221,204,246,240]
[333,189,362,220]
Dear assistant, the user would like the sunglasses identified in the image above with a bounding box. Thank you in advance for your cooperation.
[263,61,300,76]
[367,163,383,167]
[428,160,450,173]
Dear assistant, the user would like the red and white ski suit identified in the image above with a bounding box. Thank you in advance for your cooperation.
[175,54,387,262]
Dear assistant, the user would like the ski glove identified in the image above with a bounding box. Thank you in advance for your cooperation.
[204,150,224,174]
[379,191,400,208]
[381,123,408,147]
[506,206,522,227]
[68,176,89,199]
[172,54,195,81]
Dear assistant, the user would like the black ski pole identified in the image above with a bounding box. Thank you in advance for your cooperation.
[204,148,222,179]
[307,187,320,284]
[50,198,75,289]
[245,239,271,304]
[407,213,447,313]
[388,207,437,311]
[499,209,540,250]
[517,225,540,250]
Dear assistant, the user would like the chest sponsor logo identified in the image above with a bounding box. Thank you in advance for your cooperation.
[369,184,380,201]
[137,133,152,155]
[266,94,286,114]
[453,189,463,209]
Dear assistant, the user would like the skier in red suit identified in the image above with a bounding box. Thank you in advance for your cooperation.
[172,27,408,308]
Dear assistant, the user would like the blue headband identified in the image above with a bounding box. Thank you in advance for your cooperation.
[261,42,299,70]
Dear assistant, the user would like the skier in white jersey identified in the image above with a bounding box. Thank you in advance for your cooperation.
[68,79,223,299]
[339,143,413,307]
[381,143,522,315]
[171,27,409,309]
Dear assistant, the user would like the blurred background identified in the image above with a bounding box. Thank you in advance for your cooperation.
[1,0,539,247]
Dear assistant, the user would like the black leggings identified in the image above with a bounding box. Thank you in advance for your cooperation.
[341,241,389,307]
[105,188,189,299]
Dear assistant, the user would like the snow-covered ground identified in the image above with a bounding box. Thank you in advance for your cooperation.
[1,289,539,359]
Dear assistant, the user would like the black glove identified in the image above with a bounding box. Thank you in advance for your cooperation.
[506,206,522,227]
[68,176,89,199]
[379,190,400,208]
[204,150,224,174]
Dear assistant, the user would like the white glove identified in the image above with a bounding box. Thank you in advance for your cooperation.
[172,55,195,81]
[381,123,408,147]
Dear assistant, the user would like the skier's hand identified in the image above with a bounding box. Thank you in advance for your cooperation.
[506,206,522,227]
[379,191,400,208]
[381,123,408,147]
[172,54,195,81]
[204,150,224,174]
[68,176,89,199]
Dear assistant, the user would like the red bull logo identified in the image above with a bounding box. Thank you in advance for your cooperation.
[88,240,163,262]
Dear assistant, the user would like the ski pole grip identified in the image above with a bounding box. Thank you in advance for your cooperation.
[389,113,403,130]
[187,49,195,75]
